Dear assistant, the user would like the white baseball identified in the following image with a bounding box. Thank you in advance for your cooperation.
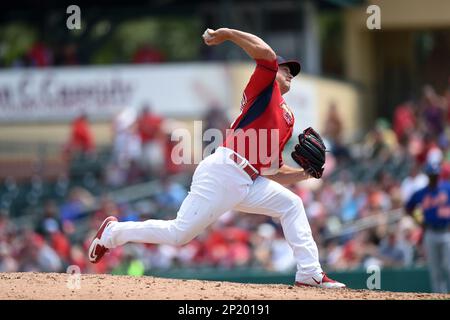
[202,29,213,40]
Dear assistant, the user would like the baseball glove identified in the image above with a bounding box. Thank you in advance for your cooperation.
[291,127,326,179]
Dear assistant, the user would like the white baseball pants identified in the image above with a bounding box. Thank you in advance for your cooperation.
[102,147,323,280]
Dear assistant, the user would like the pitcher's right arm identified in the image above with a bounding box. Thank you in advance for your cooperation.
[203,28,276,61]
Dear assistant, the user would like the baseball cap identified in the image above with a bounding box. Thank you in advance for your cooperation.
[277,55,301,77]
[424,162,441,176]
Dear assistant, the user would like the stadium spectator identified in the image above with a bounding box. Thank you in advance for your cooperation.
[132,44,165,63]
[361,121,394,161]
[202,103,230,151]
[251,223,276,270]
[270,227,296,272]
[154,177,188,216]
[19,231,62,272]
[0,211,18,272]
[393,100,417,145]
[324,102,343,144]
[401,163,429,202]
[59,187,95,226]
[445,79,450,124]
[0,243,18,272]
[27,42,54,67]
[136,105,166,177]
[55,43,80,66]
[421,85,445,138]
[112,108,141,166]
[323,102,351,162]
[378,231,405,267]
[63,113,96,161]
[396,215,421,266]
[36,200,63,235]
[416,134,443,166]
[111,108,144,186]
[91,195,121,227]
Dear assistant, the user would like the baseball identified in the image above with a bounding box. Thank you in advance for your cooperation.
[202,28,213,40]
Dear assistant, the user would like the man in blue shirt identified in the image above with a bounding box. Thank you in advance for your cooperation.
[406,163,450,293]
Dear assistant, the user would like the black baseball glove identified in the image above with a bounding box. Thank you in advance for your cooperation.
[291,127,326,179]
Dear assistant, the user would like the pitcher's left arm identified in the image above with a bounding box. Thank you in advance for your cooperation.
[264,164,311,185]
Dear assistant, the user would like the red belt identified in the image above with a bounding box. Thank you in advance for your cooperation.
[229,153,259,181]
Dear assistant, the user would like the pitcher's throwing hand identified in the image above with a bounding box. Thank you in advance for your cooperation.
[202,28,230,46]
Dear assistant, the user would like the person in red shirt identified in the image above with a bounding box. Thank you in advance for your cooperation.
[393,101,416,145]
[137,106,163,144]
[132,44,165,64]
[136,105,167,176]
[64,113,95,161]
[27,42,53,67]
[89,28,345,289]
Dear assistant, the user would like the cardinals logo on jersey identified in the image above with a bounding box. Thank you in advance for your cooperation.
[240,93,247,111]
[280,103,294,126]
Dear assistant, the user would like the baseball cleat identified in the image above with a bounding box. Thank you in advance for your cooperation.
[295,272,346,289]
[88,216,118,263]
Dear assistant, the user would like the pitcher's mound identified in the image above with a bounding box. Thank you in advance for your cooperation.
[0,272,448,300]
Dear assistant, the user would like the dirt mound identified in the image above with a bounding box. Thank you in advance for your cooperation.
[0,272,448,300]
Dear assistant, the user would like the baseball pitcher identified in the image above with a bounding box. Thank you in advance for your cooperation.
[88,28,346,289]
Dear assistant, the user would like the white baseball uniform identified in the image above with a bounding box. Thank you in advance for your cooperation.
[101,146,322,281]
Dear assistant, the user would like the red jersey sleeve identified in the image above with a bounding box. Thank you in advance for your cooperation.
[240,58,278,111]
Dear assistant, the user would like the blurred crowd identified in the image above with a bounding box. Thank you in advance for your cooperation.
[4,41,166,68]
[1,80,450,277]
